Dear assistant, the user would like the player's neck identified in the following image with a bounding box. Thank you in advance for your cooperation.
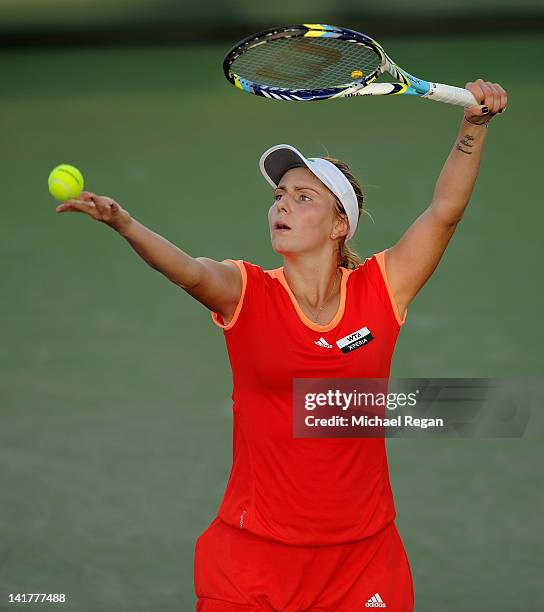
[282,255,341,309]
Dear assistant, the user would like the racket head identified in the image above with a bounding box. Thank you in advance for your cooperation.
[223,24,387,101]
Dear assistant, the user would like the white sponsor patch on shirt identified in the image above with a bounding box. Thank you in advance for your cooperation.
[336,326,374,354]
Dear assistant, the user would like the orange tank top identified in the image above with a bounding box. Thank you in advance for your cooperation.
[211,251,406,545]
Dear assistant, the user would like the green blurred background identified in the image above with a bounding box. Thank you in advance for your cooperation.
[1,1,543,610]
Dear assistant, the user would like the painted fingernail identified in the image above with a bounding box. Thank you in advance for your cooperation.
[482,106,489,113]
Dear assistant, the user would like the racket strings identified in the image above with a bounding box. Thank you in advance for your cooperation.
[229,37,381,90]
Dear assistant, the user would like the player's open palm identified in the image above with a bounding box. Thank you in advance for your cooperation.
[56,191,131,234]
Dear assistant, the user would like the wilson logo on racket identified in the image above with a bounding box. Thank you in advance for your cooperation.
[223,23,477,107]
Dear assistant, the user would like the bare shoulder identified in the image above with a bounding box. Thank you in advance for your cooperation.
[195,257,242,282]
[186,257,243,317]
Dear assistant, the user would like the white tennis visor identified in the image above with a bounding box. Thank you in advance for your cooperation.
[259,144,359,240]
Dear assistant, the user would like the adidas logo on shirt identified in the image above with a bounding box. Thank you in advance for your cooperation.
[365,592,387,607]
[314,337,333,349]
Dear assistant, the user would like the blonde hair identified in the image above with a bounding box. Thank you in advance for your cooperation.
[322,156,366,270]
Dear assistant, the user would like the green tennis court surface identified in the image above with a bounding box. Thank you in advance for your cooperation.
[1,34,543,611]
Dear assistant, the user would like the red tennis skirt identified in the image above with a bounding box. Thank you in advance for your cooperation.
[194,516,414,611]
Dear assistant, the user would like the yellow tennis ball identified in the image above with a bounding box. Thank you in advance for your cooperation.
[351,69,363,79]
[48,164,84,201]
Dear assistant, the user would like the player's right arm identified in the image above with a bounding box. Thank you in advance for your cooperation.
[56,191,242,322]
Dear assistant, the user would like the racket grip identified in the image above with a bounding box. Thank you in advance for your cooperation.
[425,83,478,107]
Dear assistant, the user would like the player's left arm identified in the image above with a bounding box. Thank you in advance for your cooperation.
[385,79,508,319]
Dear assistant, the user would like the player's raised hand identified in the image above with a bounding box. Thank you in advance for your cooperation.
[56,191,132,234]
[463,79,508,125]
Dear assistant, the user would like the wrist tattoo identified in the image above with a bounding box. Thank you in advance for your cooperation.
[456,134,476,155]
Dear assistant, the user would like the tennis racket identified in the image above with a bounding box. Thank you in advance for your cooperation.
[223,23,478,107]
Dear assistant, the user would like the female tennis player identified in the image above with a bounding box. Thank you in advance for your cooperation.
[57,79,506,611]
